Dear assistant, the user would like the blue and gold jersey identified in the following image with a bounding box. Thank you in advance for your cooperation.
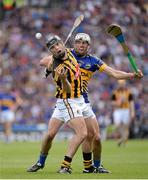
[71,49,106,103]
[0,93,16,111]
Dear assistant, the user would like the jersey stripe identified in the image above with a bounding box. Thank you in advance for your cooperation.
[63,99,74,119]
[52,49,82,99]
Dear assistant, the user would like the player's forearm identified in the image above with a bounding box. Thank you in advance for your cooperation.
[104,65,134,80]
[39,55,53,69]
[39,57,49,67]
[112,70,134,80]
[61,79,71,94]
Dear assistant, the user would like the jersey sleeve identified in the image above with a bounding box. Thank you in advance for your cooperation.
[99,63,107,72]
[92,55,107,72]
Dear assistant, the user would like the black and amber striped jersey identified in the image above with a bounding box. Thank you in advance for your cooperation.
[52,49,82,99]
[112,88,133,108]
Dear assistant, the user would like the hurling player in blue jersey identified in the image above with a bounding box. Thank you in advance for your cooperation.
[0,87,17,143]
[40,33,143,173]
[71,33,142,172]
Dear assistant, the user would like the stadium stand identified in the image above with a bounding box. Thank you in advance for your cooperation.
[0,0,147,139]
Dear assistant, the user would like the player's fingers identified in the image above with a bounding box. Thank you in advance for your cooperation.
[137,69,143,78]
[135,71,143,78]
[54,69,60,76]
[61,68,64,74]
[55,67,61,73]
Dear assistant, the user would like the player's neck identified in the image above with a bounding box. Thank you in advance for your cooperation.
[74,49,86,58]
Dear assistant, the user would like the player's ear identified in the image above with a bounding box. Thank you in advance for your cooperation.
[87,44,90,50]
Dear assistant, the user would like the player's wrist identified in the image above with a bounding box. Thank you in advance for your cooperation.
[45,68,52,78]
[129,73,135,80]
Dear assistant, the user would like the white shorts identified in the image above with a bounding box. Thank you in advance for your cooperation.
[113,109,130,126]
[0,110,15,123]
[51,96,94,123]
[82,103,96,119]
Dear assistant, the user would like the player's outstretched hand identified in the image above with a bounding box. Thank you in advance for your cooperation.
[134,69,143,79]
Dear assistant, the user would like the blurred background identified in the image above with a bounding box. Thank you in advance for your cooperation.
[0,0,147,142]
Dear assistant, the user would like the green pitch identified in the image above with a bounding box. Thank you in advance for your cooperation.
[0,139,148,179]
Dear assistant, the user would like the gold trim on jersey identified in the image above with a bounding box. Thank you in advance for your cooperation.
[98,63,107,72]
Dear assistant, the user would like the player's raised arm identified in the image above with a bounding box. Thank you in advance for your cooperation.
[40,55,53,78]
[39,55,53,68]
[103,65,143,80]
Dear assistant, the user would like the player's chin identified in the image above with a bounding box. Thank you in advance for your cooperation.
[78,50,86,56]
[56,51,65,59]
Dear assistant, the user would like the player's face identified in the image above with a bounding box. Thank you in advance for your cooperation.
[74,39,89,56]
[50,42,66,59]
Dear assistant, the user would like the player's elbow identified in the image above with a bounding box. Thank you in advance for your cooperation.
[39,59,46,66]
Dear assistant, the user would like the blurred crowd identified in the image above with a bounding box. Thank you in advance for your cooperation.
[0,0,148,138]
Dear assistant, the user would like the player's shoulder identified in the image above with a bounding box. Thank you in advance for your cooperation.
[88,53,102,62]
[67,48,76,57]
[66,48,73,53]
[87,54,104,67]
[68,48,73,51]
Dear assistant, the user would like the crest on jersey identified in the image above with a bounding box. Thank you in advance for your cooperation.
[85,63,91,69]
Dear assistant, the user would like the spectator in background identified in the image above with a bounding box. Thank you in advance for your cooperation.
[0,85,21,143]
[111,80,135,146]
